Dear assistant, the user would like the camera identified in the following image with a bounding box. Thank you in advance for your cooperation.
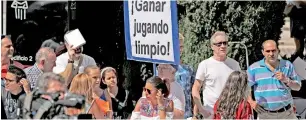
[22,89,91,119]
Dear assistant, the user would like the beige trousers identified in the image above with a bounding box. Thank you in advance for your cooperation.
[258,107,298,119]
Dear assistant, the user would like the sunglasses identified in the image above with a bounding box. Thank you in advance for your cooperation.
[213,41,228,47]
[143,87,152,94]
[75,47,82,54]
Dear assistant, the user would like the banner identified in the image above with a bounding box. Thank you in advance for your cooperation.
[124,0,179,65]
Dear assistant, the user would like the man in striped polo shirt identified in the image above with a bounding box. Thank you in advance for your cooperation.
[247,40,301,119]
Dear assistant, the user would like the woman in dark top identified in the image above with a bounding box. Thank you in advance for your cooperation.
[101,67,131,119]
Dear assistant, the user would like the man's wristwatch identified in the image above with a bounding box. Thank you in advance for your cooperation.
[68,59,74,63]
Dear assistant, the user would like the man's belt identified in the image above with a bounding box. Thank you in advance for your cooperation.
[265,104,291,113]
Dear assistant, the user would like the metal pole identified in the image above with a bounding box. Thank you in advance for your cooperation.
[229,42,249,67]
[67,0,70,31]
[2,0,7,35]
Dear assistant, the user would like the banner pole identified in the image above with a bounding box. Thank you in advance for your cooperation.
[153,63,157,76]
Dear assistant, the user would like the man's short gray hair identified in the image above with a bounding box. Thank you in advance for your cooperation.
[36,72,65,91]
[35,47,55,63]
[210,31,229,45]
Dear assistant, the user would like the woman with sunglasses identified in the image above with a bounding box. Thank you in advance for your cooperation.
[131,76,174,119]
[213,71,252,119]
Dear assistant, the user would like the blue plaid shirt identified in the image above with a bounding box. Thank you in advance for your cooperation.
[24,64,43,90]
[175,64,195,118]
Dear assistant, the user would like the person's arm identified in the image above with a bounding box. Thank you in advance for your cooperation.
[192,62,211,117]
[246,68,266,114]
[283,77,301,91]
[192,104,199,119]
[58,45,78,87]
[104,89,113,111]
[275,62,301,91]
[59,62,75,87]
[173,109,184,119]
[172,97,184,119]
[158,103,167,119]
[247,92,256,109]
[246,68,256,108]
[19,78,31,94]
[165,100,174,118]
[286,63,302,91]
[192,80,207,116]
[130,99,141,120]
[158,100,174,119]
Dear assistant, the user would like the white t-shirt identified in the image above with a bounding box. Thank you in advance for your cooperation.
[53,52,96,74]
[195,57,240,113]
[168,81,185,111]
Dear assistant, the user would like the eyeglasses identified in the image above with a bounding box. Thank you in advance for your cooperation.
[213,41,228,47]
[143,87,151,94]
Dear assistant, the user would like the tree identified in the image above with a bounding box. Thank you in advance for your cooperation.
[178,1,286,70]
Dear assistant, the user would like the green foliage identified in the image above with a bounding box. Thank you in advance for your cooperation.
[178,1,286,70]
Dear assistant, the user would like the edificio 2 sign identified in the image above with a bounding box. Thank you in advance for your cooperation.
[124,0,179,65]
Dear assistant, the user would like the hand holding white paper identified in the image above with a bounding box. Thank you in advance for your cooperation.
[64,29,86,49]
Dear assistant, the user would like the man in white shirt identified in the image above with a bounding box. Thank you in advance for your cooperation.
[192,31,241,118]
[53,42,96,87]
[53,42,96,74]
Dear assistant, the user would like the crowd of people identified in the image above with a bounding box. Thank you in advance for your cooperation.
[1,28,303,119]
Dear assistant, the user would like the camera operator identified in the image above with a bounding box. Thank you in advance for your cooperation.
[35,72,66,101]
[21,72,66,119]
